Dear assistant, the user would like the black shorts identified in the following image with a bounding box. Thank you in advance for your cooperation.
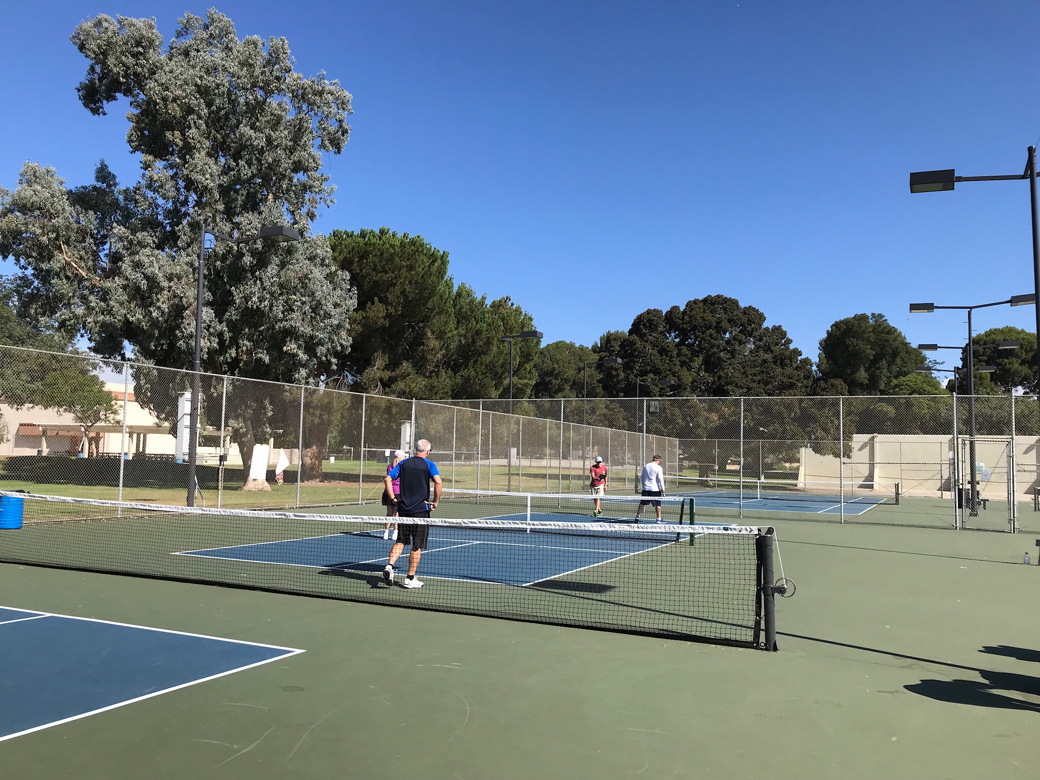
[639,489,663,508]
[396,509,431,550]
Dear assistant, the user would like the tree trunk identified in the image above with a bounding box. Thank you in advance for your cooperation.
[301,442,325,482]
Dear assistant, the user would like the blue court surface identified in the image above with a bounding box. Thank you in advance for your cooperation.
[0,606,303,742]
[178,515,682,588]
[678,490,886,515]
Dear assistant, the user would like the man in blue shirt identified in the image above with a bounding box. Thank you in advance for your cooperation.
[382,439,442,589]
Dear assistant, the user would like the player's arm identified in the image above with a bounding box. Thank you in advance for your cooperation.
[383,474,396,502]
[384,463,401,502]
[430,474,443,509]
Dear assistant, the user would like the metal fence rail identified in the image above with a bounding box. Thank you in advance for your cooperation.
[1,343,1037,532]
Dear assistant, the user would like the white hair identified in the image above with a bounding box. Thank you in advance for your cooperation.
[415,439,432,454]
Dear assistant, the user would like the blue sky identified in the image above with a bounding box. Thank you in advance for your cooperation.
[2,1,1039,375]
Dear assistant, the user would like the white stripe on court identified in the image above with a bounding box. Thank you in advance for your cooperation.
[0,607,305,744]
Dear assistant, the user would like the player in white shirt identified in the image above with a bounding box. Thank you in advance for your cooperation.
[635,455,666,523]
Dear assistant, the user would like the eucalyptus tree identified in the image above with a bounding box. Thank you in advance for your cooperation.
[0,10,357,482]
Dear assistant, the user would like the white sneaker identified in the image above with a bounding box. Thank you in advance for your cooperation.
[382,565,394,586]
[402,577,424,589]
[391,529,398,541]
[382,529,389,540]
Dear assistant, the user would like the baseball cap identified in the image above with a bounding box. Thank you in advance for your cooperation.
[594,456,603,462]
[394,449,406,459]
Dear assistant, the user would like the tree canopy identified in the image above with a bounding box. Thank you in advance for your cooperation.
[596,295,814,398]
[329,227,539,400]
[817,313,923,395]
[964,326,1038,394]
[1,10,355,385]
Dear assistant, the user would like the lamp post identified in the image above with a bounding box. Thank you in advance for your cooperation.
[910,149,1040,375]
[498,330,543,491]
[583,357,623,424]
[910,298,1033,515]
[633,378,675,467]
[499,330,543,415]
[187,224,300,507]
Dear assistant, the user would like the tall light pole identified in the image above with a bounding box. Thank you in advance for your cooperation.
[583,357,623,424]
[499,330,542,491]
[187,224,300,507]
[910,149,1040,375]
[910,297,1034,515]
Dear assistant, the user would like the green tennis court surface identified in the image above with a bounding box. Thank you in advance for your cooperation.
[1,516,1036,780]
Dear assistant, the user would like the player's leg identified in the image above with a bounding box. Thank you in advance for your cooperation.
[402,522,428,588]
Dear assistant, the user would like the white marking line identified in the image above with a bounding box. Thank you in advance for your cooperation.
[520,539,676,588]
[0,614,49,627]
[175,533,671,589]
[0,608,305,744]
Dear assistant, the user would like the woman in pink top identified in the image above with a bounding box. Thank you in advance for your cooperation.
[383,449,406,540]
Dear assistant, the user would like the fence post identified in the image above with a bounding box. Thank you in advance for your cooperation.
[952,393,960,530]
[410,400,416,453]
[1010,393,1017,532]
[218,376,227,509]
[558,401,564,494]
[839,396,845,524]
[117,363,130,510]
[642,398,647,469]
[451,405,457,490]
[296,386,305,508]
[477,400,483,494]
[488,411,494,492]
[739,397,744,519]
[358,394,367,503]
[518,415,523,492]
[545,417,550,493]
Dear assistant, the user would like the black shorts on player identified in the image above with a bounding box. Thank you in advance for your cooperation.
[396,510,430,550]
[639,489,663,508]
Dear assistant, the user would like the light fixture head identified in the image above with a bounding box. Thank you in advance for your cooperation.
[257,225,300,243]
[909,303,934,313]
[998,340,1021,349]
[917,344,938,351]
[914,366,932,373]
[1010,293,1037,307]
[909,169,956,193]
[977,365,997,373]
[518,330,543,339]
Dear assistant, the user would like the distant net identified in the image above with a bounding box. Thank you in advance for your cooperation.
[665,475,900,507]
[0,491,777,649]
[433,488,687,525]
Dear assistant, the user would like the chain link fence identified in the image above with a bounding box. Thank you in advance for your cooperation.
[3,343,1039,532]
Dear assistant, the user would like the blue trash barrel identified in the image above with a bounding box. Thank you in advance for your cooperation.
[0,495,24,529]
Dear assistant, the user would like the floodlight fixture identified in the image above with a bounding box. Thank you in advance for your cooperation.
[909,169,956,194]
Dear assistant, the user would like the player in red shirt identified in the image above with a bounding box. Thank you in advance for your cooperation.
[589,456,608,517]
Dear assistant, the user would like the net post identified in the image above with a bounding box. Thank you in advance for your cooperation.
[894,482,900,506]
[757,530,779,651]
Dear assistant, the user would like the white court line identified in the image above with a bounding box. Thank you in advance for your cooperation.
[0,607,305,744]
[520,539,676,588]
[0,614,49,627]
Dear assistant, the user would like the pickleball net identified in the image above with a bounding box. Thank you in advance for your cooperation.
[666,475,900,506]
[431,488,687,525]
[0,491,779,650]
